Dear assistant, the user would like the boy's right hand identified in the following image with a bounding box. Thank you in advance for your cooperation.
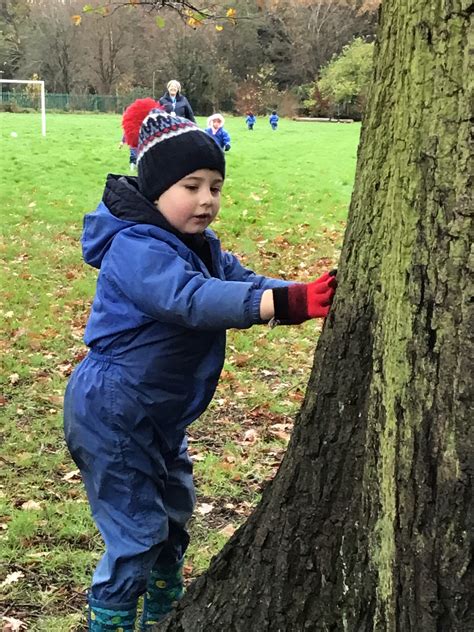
[272,271,337,324]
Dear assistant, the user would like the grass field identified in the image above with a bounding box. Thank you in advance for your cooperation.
[0,112,360,631]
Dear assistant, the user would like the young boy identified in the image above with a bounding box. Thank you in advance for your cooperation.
[204,112,231,151]
[269,110,279,130]
[245,111,256,130]
[64,100,336,631]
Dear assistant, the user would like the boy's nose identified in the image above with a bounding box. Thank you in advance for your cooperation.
[199,188,213,206]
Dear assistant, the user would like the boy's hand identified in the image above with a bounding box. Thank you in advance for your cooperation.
[272,270,337,324]
[224,144,231,152]
[304,271,337,318]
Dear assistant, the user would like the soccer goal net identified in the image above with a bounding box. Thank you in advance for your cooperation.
[0,79,46,136]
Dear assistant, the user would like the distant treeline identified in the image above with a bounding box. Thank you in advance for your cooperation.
[0,1,378,117]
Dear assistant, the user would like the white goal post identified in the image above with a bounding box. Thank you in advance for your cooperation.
[0,79,46,136]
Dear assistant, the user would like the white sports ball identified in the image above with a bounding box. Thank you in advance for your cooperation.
[10,131,18,138]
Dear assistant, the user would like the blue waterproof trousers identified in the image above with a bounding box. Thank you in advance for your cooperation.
[64,361,196,605]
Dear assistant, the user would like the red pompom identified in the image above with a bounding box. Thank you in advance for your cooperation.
[122,98,162,148]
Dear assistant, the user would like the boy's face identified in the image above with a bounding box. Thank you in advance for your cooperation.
[212,119,221,130]
[156,169,223,234]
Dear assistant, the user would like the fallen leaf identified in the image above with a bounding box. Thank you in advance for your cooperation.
[21,500,42,511]
[269,429,291,442]
[1,571,24,588]
[62,469,81,482]
[243,429,258,444]
[8,373,20,385]
[232,353,253,367]
[189,453,206,462]
[196,503,214,516]
[2,616,27,631]
[219,524,236,537]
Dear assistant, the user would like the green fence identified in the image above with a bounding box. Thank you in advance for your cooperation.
[0,91,149,113]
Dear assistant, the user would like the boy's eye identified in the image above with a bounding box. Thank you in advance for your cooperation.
[211,187,221,195]
[184,185,198,191]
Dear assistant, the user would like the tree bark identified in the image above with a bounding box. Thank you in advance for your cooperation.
[161,1,473,630]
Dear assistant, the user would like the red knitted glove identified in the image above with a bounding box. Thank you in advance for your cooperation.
[272,270,337,324]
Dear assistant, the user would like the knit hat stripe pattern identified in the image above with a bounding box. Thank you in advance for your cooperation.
[137,115,197,164]
[135,106,226,202]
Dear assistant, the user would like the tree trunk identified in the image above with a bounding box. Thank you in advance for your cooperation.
[162,2,473,630]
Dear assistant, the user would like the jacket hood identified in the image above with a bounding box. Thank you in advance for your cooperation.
[207,113,225,128]
[81,174,213,270]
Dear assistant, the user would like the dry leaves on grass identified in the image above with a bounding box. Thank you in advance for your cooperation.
[1,571,24,588]
[219,524,236,537]
[2,616,27,631]
[62,469,81,482]
[21,500,42,511]
[196,503,214,516]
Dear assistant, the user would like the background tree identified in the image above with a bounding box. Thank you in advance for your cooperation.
[261,0,377,88]
[0,0,379,110]
[77,6,136,94]
[300,82,334,117]
[20,0,80,93]
[234,64,279,114]
[0,0,31,79]
[317,37,374,118]
[154,0,471,629]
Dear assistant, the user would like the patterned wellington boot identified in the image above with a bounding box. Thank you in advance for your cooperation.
[88,598,137,631]
[139,560,184,630]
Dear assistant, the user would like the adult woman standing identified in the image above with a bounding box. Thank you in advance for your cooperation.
[159,80,195,122]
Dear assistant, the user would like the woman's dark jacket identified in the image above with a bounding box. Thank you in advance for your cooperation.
[159,92,195,122]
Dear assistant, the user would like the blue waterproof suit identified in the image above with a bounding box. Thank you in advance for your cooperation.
[246,114,256,130]
[269,113,279,130]
[64,175,290,607]
[204,126,231,151]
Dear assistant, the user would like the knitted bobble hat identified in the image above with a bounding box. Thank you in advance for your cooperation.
[122,98,226,202]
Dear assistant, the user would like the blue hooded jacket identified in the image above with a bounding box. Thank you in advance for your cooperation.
[204,126,231,151]
[246,114,256,126]
[65,176,290,452]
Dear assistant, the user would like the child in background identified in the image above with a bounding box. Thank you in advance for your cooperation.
[64,99,336,631]
[269,110,279,130]
[204,113,231,151]
[119,99,158,172]
[245,111,256,130]
[118,134,138,171]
